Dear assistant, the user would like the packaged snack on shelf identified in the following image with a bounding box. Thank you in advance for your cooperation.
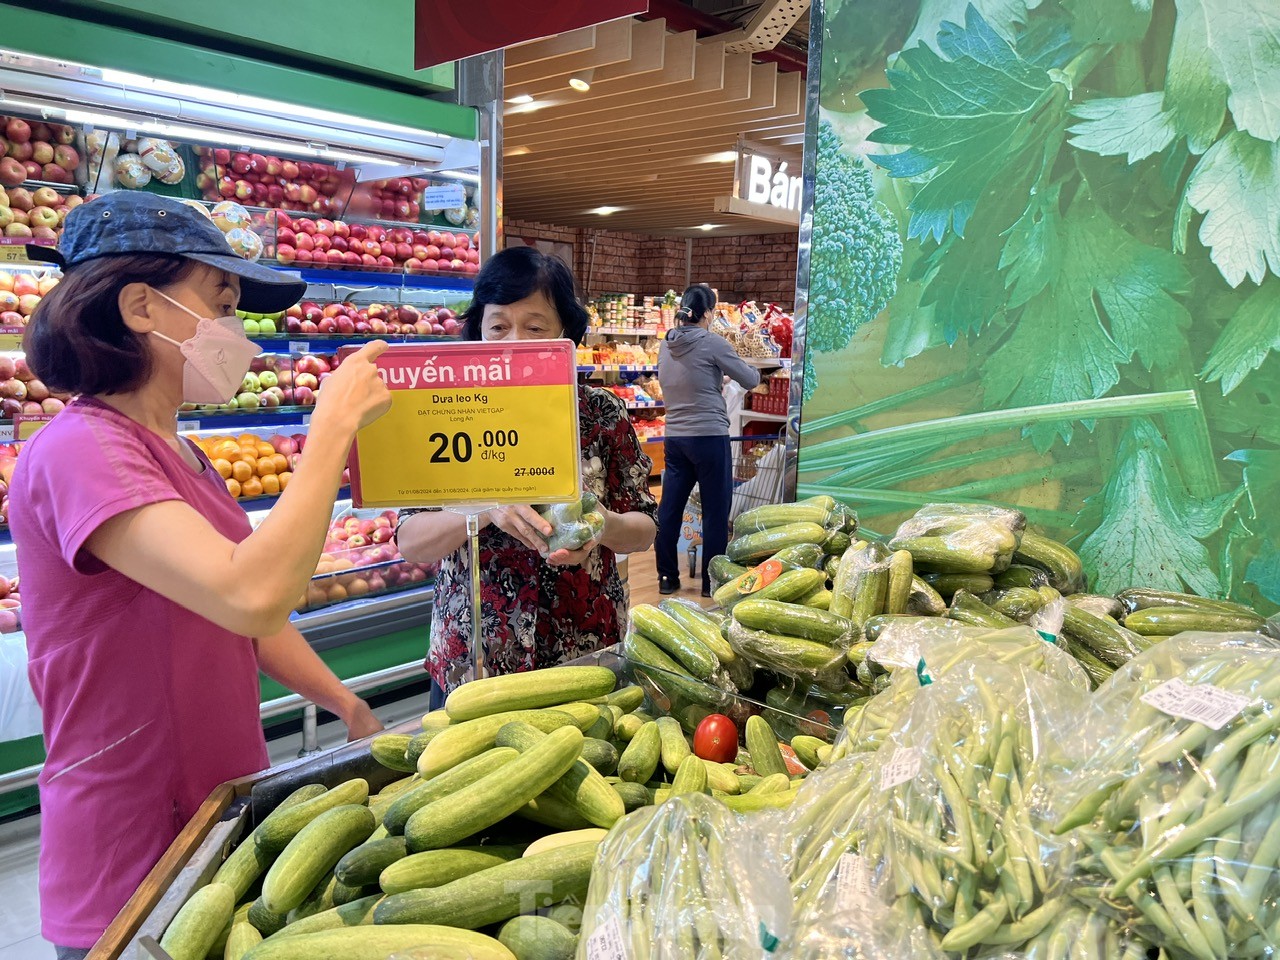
[578,794,792,960]
[1047,633,1280,960]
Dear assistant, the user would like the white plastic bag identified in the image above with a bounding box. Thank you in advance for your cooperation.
[0,630,40,743]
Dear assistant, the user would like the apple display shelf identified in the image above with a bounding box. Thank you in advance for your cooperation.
[96,646,838,960]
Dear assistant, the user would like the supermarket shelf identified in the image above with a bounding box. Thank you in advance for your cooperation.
[625,400,664,410]
[265,264,476,292]
[578,364,658,374]
[252,333,462,352]
[746,357,792,369]
[591,326,666,337]
[742,410,789,423]
[640,435,666,444]
[177,407,313,430]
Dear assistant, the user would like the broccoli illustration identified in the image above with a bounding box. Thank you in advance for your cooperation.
[804,118,903,399]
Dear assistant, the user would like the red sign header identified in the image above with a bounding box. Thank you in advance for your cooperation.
[414,1,649,69]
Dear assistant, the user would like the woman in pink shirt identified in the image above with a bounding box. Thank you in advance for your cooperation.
[10,192,392,958]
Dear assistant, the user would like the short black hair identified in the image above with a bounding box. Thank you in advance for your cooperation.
[462,246,590,345]
[25,254,198,395]
[676,284,717,324]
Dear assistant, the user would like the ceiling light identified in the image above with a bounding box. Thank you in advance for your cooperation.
[505,145,531,156]
[697,224,720,231]
[703,151,739,164]
[589,206,624,216]
[506,93,535,105]
[568,70,594,93]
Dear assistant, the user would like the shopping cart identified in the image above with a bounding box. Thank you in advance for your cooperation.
[681,432,788,578]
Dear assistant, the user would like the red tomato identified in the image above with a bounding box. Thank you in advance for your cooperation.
[693,714,739,763]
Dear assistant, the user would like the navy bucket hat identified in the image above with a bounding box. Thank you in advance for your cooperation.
[26,192,306,314]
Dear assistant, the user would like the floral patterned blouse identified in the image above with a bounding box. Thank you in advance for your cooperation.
[400,384,657,694]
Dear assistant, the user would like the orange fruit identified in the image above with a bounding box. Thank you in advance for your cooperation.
[278,471,292,490]
[233,447,256,463]
[225,478,241,498]
[256,442,275,459]
[241,476,264,498]
[212,458,233,479]
[327,583,348,602]
[239,433,258,446]
[270,454,288,474]
[256,456,278,476]
[212,439,239,461]
[260,474,280,495]
[231,460,253,483]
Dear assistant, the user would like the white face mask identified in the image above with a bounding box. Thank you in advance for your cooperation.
[150,289,261,404]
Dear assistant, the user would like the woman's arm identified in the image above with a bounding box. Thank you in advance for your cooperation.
[84,342,392,638]
[715,339,762,389]
[256,623,383,740]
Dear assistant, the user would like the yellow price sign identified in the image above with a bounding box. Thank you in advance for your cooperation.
[0,329,23,352]
[13,415,54,440]
[347,340,582,508]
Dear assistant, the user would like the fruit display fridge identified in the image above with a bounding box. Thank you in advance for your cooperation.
[0,9,497,815]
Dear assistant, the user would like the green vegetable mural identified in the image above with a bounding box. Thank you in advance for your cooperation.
[797,0,1280,609]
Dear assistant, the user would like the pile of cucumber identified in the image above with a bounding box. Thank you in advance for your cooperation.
[160,665,807,960]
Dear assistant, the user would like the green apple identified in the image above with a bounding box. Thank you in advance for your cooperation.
[242,318,261,335]
[241,373,261,394]
[259,370,279,389]
[236,392,260,411]
[258,317,277,334]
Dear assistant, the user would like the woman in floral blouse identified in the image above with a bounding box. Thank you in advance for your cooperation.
[396,247,658,705]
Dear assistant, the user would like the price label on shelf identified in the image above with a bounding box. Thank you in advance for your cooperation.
[0,326,23,352]
[346,340,582,508]
[13,414,55,440]
[420,183,467,210]
[1140,678,1251,730]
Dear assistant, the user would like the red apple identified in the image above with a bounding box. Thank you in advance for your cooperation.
[5,119,30,144]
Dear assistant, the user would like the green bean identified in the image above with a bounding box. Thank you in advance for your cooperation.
[979,898,1068,945]
[890,818,977,874]
[1190,838,1227,959]
[1154,865,1217,960]
[939,897,1008,953]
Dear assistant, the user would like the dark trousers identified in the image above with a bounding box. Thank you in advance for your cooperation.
[655,436,732,590]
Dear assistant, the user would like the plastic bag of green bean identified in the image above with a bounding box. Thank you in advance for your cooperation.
[828,621,1089,766]
[1048,633,1280,960]
[850,658,1093,956]
[576,793,792,960]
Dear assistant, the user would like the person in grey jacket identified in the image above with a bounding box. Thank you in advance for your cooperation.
[655,285,761,595]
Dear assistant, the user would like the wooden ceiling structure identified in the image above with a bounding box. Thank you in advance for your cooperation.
[501,11,807,237]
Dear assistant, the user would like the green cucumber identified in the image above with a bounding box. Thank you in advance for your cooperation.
[254,780,369,856]
[267,894,381,940]
[733,501,834,537]
[384,747,518,835]
[334,836,407,887]
[655,716,691,776]
[1013,531,1085,593]
[622,633,726,708]
[374,843,598,929]
[746,715,788,778]
[224,920,261,960]
[380,846,526,895]
[631,604,719,679]
[246,899,287,938]
[732,598,851,643]
[213,784,326,900]
[1116,587,1263,620]
[659,599,737,663]
[261,805,376,914]
[1122,606,1264,636]
[417,707,594,779]
[517,794,595,830]
[613,713,644,742]
[791,735,827,770]
[499,916,577,960]
[727,522,827,563]
[580,737,619,775]
[611,780,652,811]
[444,666,616,721]
[243,926,515,960]
[369,734,415,773]
[701,759,741,795]
[159,882,235,960]
[670,755,709,795]
[495,721,625,828]
[405,726,585,851]
[618,721,662,784]
[709,554,749,587]
[603,685,645,712]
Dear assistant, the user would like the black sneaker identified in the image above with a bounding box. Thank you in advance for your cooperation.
[659,576,680,595]
[701,585,712,598]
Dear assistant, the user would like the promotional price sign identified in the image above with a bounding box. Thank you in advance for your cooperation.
[346,340,582,508]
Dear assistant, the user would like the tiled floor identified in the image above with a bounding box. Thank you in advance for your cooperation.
[0,692,429,959]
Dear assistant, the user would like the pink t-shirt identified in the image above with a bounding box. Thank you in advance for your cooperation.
[9,398,269,948]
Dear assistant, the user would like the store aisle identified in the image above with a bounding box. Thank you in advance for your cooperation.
[626,545,706,608]
[0,692,429,960]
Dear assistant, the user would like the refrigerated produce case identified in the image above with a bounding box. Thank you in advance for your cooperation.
[0,4,497,815]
